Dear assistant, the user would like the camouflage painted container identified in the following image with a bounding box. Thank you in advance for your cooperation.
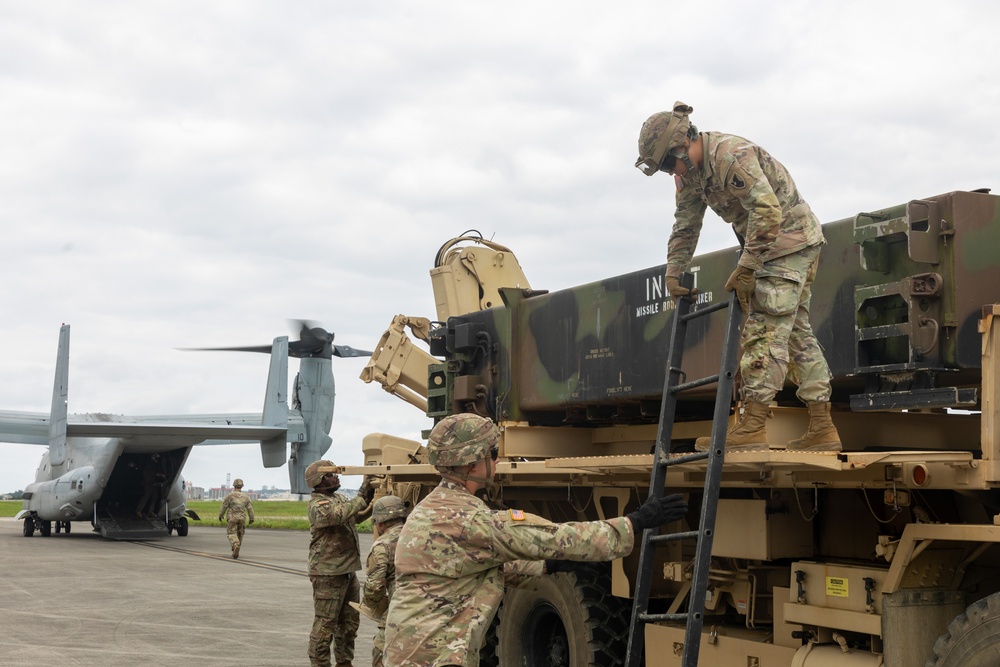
[436,190,1000,426]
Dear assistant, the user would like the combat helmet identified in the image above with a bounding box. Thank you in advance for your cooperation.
[635,101,696,176]
[233,478,244,489]
[371,495,408,524]
[304,459,336,488]
[427,413,500,467]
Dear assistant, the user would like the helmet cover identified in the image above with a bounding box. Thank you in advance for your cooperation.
[427,413,499,467]
[635,101,694,176]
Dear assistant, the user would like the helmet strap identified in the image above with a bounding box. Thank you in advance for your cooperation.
[439,456,493,491]
[679,150,696,173]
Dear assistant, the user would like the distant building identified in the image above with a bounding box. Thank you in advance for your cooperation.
[208,486,260,501]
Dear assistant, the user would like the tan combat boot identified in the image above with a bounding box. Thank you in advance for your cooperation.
[786,401,842,452]
[695,402,771,452]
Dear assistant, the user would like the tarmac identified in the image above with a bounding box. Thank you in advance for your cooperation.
[0,517,379,667]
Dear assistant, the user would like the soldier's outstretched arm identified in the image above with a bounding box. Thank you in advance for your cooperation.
[308,494,368,528]
[488,509,635,565]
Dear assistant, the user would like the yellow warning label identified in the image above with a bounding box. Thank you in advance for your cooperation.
[826,576,849,597]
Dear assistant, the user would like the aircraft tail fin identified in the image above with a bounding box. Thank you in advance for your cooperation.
[260,336,289,468]
[48,324,71,467]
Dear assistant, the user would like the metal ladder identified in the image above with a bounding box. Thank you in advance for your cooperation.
[624,273,743,667]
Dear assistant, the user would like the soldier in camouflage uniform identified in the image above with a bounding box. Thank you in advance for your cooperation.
[218,478,254,559]
[362,495,408,667]
[383,413,687,667]
[305,459,375,667]
[636,102,842,452]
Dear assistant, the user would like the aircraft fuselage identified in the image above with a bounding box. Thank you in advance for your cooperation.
[20,431,191,532]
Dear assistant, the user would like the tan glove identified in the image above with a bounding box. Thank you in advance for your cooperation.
[664,276,699,304]
[725,266,756,313]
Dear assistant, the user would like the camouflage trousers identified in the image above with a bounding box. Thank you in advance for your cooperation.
[226,520,246,551]
[309,573,360,667]
[740,243,832,405]
[371,622,385,667]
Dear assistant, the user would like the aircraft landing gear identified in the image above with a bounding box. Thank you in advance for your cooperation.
[167,516,190,536]
[18,515,65,537]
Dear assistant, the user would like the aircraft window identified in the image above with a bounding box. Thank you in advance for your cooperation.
[71,480,77,489]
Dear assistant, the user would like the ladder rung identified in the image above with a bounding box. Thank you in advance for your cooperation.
[680,300,728,321]
[670,373,721,394]
[649,530,699,544]
[640,611,690,623]
[655,451,708,468]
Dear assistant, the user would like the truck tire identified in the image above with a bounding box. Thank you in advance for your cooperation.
[927,592,1000,667]
[497,564,629,667]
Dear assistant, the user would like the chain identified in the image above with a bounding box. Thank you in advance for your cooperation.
[792,484,818,522]
[860,485,901,525]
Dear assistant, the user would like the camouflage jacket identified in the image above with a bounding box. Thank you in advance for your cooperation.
[362,522,403,623]
[219,491,254,523]
[383,478,634,667]
[667,131,824,277]
[308,490,366,576]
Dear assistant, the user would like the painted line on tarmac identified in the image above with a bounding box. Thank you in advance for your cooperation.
[130,540,309,576]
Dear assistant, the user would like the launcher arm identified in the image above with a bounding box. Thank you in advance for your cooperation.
[359,315,435,413]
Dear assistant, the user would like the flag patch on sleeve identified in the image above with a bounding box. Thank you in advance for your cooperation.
[509,509,525,521]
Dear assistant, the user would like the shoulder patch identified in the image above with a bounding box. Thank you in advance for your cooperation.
[725,162,750,191]
[674,174,684,191]
[509,509,525,521]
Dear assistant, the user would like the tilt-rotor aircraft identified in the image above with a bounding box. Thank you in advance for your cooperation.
[3,321,369,539]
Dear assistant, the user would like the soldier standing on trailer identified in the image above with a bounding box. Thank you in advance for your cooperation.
[635,101,842,453]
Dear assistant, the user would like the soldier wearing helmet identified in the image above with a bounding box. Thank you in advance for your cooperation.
[360,495,408,667]
[305,459,375,667]
[636,102,842,453]
[383,413,688,667]
[218,477,254,559]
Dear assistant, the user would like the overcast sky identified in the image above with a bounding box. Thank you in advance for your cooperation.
[1,1,998,493]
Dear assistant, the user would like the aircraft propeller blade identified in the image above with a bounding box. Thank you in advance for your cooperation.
[179,320,373,360]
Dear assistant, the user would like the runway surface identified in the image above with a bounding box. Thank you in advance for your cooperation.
[0,518,379,666]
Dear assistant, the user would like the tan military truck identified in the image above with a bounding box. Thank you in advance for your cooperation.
[347,189,1000,666]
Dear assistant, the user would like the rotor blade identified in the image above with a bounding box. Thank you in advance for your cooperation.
[177,345,273,354]
[180,321,356,359]
[333,345,373,358]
